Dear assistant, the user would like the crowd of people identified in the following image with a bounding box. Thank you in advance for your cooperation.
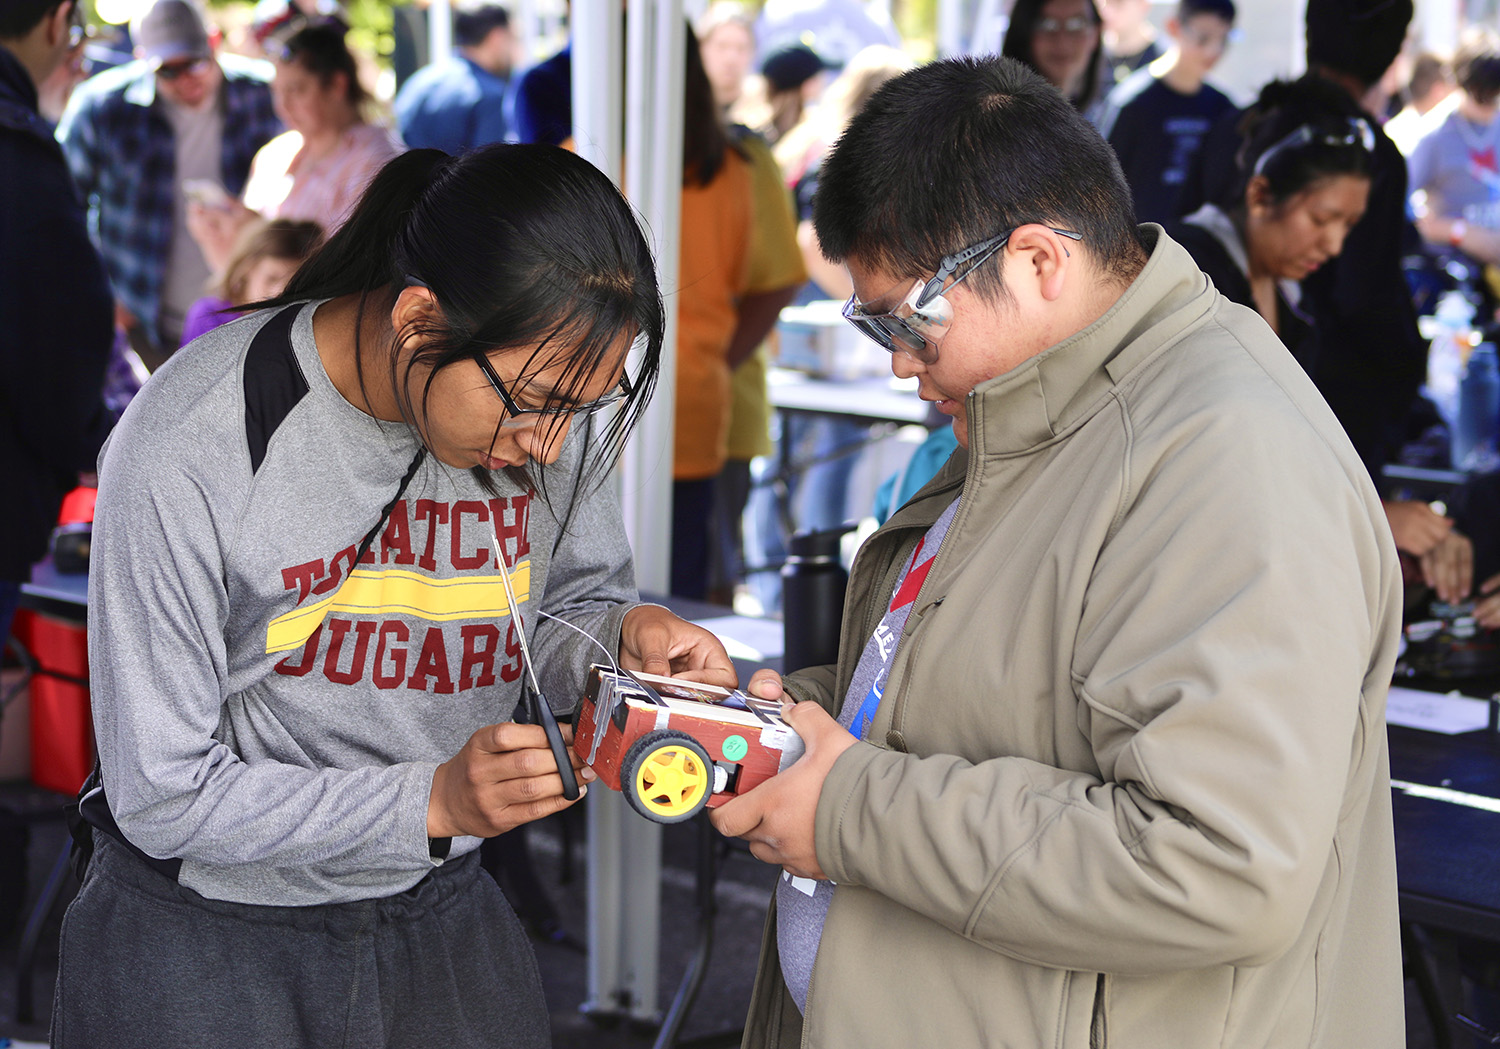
[3,0,1499,1044]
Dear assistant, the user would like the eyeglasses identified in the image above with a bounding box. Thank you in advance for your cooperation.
[156,57,211,80]
[475,353,634,428]
[1252,117,1375,177]
[841,226,1083,363]
[1035,15,1095,35]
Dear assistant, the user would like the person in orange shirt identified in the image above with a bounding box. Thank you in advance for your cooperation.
[672,25,772,599]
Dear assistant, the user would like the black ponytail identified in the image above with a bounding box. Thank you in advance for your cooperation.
[268,148,452,306]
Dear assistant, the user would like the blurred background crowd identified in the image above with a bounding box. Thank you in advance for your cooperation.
[13,0,1500,635]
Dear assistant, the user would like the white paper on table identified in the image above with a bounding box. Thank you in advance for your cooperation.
[1385,685,1493,734]
[696,614,785,662]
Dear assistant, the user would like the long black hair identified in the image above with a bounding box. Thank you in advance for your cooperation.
[683,18,736,187]
[1000,0,1105,114]
[258,144,664,497]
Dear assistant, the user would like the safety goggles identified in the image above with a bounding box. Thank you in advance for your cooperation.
[841,226,1083,363]
[1252,117,1375,177]
[475,353,633,429]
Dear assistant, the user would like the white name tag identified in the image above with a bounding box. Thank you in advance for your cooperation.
[782,870,818,897]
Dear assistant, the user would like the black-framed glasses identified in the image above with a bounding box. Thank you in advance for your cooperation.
[1252,117,1375,177]
[1035,15,1094,34]
[475,353,634,429]
[841,226,1083,363]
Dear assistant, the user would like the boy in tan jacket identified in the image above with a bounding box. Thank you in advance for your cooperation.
[713,55,1404,1049]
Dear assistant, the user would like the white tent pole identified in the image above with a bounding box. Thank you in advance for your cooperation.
[576,0,684,1027]
[620,3,683,595]
[428,0,453,64]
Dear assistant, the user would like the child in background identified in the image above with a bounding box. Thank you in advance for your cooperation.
[180,219,324,348]
[1097,0,1237,224]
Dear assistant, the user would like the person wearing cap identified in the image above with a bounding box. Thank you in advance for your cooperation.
[56,0,280,362]
[709,55,1403,1047]
[394,2,513,155]
[754,42,827,144]
[0,0,113,649]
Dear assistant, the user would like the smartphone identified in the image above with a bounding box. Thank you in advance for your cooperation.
[182,178,231,209]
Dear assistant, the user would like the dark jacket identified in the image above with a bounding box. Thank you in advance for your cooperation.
[0,45,113,582]
[1168,212,1318,374]
[1179,102,1427,482]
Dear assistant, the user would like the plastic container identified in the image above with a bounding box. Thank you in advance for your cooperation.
[1454,342,1500,473]
[1425,290,1479,432]
[776,300,892,380]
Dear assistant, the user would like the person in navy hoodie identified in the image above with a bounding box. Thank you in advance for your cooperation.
[0,0,113,645]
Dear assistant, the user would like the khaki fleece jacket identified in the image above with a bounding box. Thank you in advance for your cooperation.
[743,227,1404,1048]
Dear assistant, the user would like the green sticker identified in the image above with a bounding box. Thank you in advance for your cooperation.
[722,734,749,761]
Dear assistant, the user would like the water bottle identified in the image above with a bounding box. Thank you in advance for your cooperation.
[781,526,850,671]
[1427,290,1478,432]
[1454,342,1500,473]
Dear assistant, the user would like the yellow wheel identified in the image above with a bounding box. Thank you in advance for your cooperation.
[621,730,713,824]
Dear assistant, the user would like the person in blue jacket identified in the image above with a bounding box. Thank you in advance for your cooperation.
[395,3,514,154]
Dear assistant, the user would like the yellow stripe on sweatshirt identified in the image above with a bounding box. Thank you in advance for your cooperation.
[265,562,530,654]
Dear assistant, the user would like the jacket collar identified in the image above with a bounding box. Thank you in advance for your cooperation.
[0,44,39,113]
[121,59,161,107]
[966,224,1216,458]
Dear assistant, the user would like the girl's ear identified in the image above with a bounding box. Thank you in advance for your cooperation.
[390,284,440,335]
[1246,174,1275,216]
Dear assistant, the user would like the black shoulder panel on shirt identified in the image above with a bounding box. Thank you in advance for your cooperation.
[243,305,310,474]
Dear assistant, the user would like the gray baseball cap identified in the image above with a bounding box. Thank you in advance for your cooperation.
[133,0,212,67]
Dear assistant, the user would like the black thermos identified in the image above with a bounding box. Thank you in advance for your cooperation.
[781,526,850,671]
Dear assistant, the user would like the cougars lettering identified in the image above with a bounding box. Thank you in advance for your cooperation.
[271,494,533,691]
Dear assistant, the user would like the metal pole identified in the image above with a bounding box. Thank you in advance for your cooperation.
[621,0,684,595]
[428,0,453,65]
[577,0,684,1027]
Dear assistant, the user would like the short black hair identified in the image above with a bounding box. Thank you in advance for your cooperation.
[0,0,62,40]
[1177,0,1235,23]
[1455,27,1500,108]
[454,3,508,49]
[812,56,1147,295]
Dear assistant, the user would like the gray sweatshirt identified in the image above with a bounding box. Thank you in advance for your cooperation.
[89,302,638,906]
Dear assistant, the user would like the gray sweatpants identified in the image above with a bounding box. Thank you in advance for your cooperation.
[51,834,551,1048]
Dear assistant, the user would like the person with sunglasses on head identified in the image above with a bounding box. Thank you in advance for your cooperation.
[0,0,113,660]
[57,0,281,364]
[51,143,737,1048]
[1170,76,1482,616]
[709,56,1404,1048]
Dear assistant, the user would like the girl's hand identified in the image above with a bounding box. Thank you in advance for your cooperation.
[427,722,593,839]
